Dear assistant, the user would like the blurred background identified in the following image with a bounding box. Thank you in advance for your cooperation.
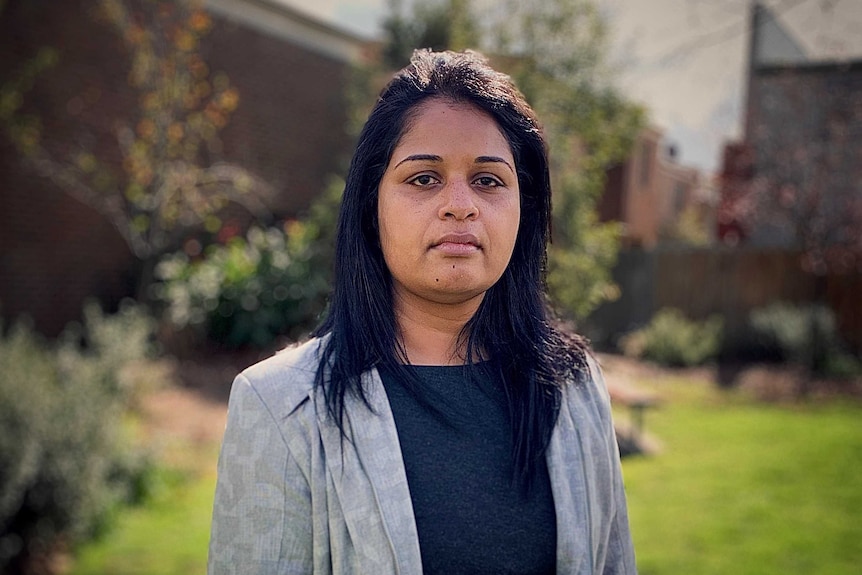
[1,0,860,573]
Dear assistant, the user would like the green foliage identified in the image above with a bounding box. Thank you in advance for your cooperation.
[154,179,341,349]
[750,302,832,363]
[0,45,59,156]
[662,204,713,246]
[621,308,723,367]
[547,216,622,319]
[0,302,155,570]
[69,472,215,575]
[820,352,862,380]
[486,0,644,319]
[381,0,478,68]
[749,302,861,378]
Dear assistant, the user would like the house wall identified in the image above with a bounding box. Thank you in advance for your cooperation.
[655,157,701,240]
[620,128,663,248]
[744,61,862,253]
[0,0,361,335]
[599,126,708,249]
[1,0,140,335]
[203,6,358,215]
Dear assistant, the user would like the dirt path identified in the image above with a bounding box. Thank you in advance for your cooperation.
[136,351,265,464]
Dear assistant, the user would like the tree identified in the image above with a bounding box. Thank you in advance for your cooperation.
[381,0,477,69]
[490,0,643,318]
[377,0,644,319]
[0,1,59,164]
[1,0,272,290]
[724,111,861,276]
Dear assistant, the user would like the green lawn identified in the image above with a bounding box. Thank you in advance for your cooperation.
[69,467,216,575]
[68,372,862,574]
[623,377,862,575]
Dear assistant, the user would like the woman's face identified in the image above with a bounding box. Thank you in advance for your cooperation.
[377,98,520,310]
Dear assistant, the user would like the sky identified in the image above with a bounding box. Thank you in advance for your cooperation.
[273,0,862,174]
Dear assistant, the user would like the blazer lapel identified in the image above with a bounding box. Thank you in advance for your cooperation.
[548,391,594,575]
[316,368,422,574]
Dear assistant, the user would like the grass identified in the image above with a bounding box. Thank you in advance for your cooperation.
[622,375,862,575]
[69,465,216,575]
[67,396,221,575]
[65,367,862,575]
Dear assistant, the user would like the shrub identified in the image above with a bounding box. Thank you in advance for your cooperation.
[153,179,340,349]
[154,222,327,348]
[749,302,861,378]
[621,308,723,367]
[0,301,155,571]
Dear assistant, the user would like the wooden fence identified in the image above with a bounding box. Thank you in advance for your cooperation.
[585,247,862,354]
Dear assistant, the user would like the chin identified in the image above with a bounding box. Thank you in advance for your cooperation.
[425,278,494,304]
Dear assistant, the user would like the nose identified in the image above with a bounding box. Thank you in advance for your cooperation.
[438,178,478,220]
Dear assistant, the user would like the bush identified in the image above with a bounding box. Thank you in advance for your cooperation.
[749,302,833,362]
[153,179,340,349]
[621,308,723,367]
[153,223,328,348]
[749,302,862,378]
[0,301,155,571]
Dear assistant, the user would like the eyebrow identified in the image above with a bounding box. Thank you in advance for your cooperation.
[476,155,516,174]
[394,154,515,174]
[394,154,442,169]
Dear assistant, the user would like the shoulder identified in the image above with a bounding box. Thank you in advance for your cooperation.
[583,352,611,404]
[230,337,326,421]
[560,351,614,430]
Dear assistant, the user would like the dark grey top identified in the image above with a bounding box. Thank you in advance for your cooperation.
[379,363,557,575]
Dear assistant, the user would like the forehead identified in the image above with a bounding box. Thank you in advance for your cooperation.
[394,98,513,157]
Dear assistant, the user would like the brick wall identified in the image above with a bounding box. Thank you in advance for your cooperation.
[0,0,358,335]
[203,12,355,214]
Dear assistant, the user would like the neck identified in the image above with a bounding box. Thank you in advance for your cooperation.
[393,290,484,366]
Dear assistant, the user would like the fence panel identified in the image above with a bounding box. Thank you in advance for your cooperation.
[585,247,860,354]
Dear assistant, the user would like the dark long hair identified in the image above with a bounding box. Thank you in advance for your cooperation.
[312,49,588,484]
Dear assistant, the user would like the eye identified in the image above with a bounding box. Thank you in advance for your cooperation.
[473,175,503,188]
[407,173,440,187]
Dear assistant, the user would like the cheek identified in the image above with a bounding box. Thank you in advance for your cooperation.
[377,198,409,269]
[499,202,521,257]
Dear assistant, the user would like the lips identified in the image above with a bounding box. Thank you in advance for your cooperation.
[431,233,481,255]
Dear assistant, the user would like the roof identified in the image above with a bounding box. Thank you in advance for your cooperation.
[753,1,862,68]
[205,0,370,63]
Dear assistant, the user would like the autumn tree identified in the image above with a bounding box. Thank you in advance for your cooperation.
[1,0,271,286]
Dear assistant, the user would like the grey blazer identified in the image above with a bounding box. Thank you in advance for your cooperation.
[208,338,637,574]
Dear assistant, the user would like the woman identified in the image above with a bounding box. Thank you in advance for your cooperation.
[208,49,636,574]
